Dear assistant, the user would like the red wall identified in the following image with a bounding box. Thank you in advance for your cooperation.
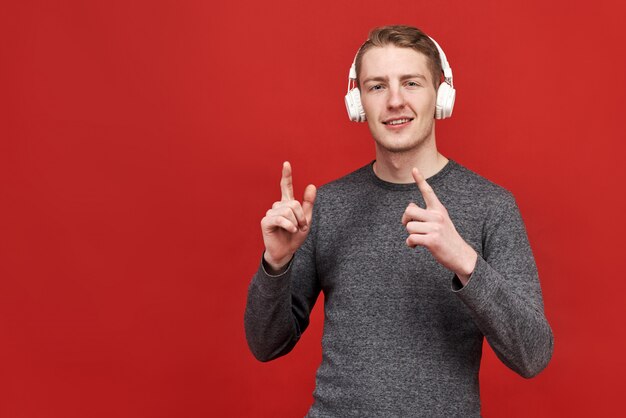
[1,1,625,416]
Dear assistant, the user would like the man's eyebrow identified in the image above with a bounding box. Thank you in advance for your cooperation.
[361,74,428,84]
[361,76,387,84]
[401,73,427,81]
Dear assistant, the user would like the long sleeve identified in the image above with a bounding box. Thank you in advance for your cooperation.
[244,212,321,362]
[451,193,554,378]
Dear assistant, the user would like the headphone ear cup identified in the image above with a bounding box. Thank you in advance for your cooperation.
[345,87,366,122]
[435,82,456,119]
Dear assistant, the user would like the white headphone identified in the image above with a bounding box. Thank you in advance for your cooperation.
[344,35,456,122]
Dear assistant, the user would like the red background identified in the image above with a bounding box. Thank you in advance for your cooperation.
[1,0,625,417]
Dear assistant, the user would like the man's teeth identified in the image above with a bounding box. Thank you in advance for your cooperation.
[387,118,411,125]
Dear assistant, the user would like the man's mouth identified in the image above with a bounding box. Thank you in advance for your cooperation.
[383,117,414,126]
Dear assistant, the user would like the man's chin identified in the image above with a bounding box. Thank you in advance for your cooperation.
[375,142,418,154]
[374,137,424,154]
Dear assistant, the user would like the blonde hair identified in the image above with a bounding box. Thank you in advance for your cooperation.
[355,25,443,90]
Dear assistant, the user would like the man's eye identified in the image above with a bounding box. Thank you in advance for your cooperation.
[406,81,421,87]
[369,84,384,91]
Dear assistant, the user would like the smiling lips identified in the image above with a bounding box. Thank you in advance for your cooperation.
[382,117,414,127]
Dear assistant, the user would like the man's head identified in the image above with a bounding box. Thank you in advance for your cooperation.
[344,25,456,154]
[355,25,443,90]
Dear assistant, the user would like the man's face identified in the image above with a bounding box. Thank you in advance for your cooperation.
[359,45,438,154]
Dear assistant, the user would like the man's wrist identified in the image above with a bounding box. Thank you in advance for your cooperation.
[262,252,293,275]
[455,245,478,286]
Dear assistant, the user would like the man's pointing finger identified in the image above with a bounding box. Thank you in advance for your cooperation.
[281,161,295,201]
[411,167,441,209]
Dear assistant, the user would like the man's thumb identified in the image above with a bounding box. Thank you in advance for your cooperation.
[302,184,317,220]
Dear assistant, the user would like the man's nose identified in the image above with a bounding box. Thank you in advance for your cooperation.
[386,84,406,109]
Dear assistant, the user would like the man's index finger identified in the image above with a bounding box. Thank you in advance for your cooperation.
[411,167,440,208]
[281,161,295,201]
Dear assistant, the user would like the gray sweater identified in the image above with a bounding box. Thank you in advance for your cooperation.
[244,160,553,417]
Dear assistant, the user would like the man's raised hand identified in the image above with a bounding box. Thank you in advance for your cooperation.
[402,167,477,283]
[261,162,316,272]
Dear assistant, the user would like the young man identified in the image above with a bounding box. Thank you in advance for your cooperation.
[245,25,553,417]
